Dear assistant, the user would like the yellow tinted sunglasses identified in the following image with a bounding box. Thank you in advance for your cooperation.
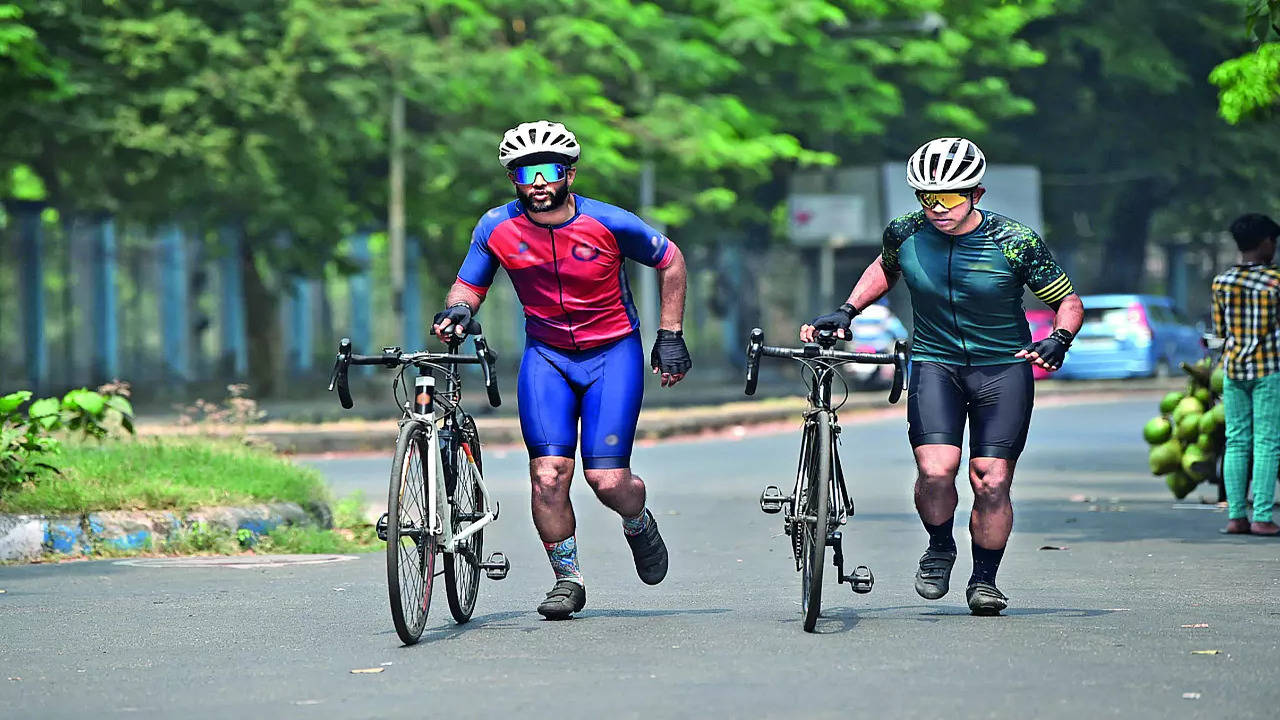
[916,191,970,210]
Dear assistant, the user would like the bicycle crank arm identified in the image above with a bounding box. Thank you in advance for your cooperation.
[829,531,875,594]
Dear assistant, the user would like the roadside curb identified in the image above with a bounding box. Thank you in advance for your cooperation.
[0,502,327,563]
[147,380,1180,455]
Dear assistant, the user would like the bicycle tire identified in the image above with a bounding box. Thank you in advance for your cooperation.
[801,413,831,632]
[444,415,484,623]
[387,420,436,645]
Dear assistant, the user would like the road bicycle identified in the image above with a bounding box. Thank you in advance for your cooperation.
[744,327,908,632]
[328,329,510,645]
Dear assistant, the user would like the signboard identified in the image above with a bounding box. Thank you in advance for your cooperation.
[787,194,866,247]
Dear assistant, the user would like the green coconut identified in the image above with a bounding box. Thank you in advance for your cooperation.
[1172,397,1205,425]
[1166,471,1198,500]
[1182,443,1212,480]
[1198,412,1218,436]
[1149,440,1183,475]
[1160,391,1185,415]
[1176,414,1202,442]
[1143,417,1174,445]
[1210,367,1225,395]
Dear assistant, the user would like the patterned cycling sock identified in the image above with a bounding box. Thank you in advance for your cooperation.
[923,516,957,552]
[621,508,650,536]
[543,536,584,586]
[969,542,1006,586]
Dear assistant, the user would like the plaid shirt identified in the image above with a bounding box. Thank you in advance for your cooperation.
[1212,264,1280,380]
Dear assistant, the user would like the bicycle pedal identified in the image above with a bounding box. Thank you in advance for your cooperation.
[848,565,874,594]
[759,485,785,514]
[480,551,510,580]
[375,513,389,542]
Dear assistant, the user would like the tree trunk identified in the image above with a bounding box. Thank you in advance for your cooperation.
[1097,184,1162,293]
[241,239,280,397]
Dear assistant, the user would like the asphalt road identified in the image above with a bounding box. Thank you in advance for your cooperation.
[3,396,1279,719]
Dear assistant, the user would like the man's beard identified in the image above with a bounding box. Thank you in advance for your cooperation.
[516,182,570,213]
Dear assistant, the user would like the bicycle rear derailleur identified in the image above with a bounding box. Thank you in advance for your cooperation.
[829,531,874,594]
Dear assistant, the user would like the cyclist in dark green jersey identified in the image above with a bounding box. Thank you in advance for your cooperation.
[802,137,1084,615]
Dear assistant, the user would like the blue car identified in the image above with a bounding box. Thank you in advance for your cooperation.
[1057,294,1205,379]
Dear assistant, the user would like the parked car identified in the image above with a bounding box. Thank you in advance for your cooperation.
[1025,309,1056,380]
[844,303,907,390]
[1054,294,1205,380]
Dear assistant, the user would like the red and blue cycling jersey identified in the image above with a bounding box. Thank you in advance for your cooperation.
[456,194,676,350]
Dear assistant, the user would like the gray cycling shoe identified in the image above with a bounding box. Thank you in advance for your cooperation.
[914,547,958,600]
[966,582,1008,616]
[537,580,586,620]
[624,510,668,585]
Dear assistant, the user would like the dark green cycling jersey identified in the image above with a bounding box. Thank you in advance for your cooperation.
[881,210,1074,366]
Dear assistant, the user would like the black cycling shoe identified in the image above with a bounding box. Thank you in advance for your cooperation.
[624,510,668,585]
[914,547,958,600]
[966,582,1008,616]
[537,580,586,620]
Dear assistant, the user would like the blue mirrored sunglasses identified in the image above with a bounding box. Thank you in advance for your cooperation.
[510,163,569,185]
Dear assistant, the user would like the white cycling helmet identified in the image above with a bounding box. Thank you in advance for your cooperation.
[498,120,580,169]
[905,137,986,191]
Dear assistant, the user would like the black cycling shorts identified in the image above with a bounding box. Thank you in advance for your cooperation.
[906,361,1034,460]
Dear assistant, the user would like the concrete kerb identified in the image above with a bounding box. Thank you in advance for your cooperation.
[0,502,327,562]
[179,379,1182,455]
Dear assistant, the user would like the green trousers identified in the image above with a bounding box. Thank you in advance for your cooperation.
[1222,373,1280,523]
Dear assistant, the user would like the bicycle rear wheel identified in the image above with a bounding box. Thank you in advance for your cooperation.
[444,415,484,623]
[387,420,436,645]
[800,413,831,632]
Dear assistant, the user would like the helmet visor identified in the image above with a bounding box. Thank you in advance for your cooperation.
[916,191,970,210]
[510,163,569,185]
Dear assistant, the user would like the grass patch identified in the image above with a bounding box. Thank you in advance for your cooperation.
[0,437,328,515]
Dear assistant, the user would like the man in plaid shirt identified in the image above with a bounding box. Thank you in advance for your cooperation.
[1213,213,1280,536]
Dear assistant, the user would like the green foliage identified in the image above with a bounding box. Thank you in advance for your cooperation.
[1209,1,1280,123]
[0,390,61,492]
[1211,42,1280,123]
[0,437,328,515]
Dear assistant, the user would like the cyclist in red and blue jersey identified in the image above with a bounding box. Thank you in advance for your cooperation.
[433,120,692,620]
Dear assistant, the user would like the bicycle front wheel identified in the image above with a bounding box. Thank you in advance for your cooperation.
[800,412,831,632]
[387,420,436,645]
[444,415,484,623]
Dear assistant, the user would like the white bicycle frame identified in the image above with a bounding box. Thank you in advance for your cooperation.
[406,412,498,555]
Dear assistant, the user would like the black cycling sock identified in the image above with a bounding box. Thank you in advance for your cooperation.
[923,517,957,552]
[969,542,1005,586]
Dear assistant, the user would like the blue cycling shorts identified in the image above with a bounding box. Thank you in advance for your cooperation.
[517,331,644,470]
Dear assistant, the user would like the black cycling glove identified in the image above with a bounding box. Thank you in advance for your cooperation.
[1021,328,1074,369]
[809,303,858,336]
[432,303,478,337]
[650,329,692,375]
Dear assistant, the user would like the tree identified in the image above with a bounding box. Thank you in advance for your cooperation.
[1210,0,1280,123]
[998,0,1280,294]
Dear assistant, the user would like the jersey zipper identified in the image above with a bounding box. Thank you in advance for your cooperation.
[547,228,579,350]
[947,241,971,364]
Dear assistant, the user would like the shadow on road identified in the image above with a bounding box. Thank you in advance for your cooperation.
[798,604,1123,632]
[575,608,732,620]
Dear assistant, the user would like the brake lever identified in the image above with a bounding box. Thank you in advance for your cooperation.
[473,335,502,408]
[329,337,354,409]
[888,339,908,405]
[744,328,764,396]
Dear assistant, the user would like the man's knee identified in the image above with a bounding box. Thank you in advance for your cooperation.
[584,467,639,495]
[917,457,960,485]
[969,459,1012,505]
[530,457,574,501]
